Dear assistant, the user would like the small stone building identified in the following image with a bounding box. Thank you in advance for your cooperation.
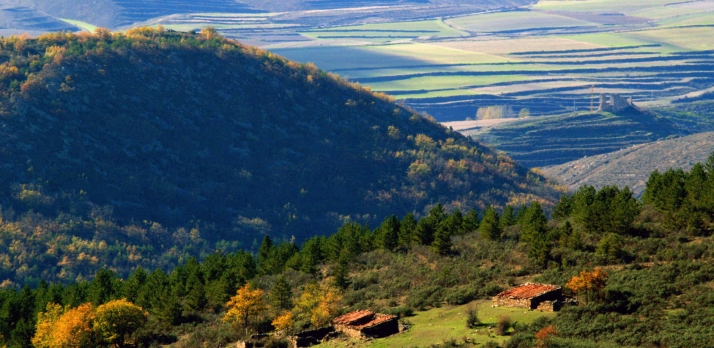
[599,93,633,112]
[288,327,335,348]
[332,310,399,339]
[493,283,563,312]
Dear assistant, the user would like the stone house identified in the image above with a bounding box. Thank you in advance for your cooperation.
[493,283,563,312]
[332,310,399,339]
[599,93,633,112]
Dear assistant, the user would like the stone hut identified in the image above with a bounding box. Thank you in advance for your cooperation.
[493,283,563,312]
[288,327,335,348]
[599,93,632,112]
[332,310,399,339]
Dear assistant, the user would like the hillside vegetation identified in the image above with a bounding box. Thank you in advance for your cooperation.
[543,132,714,196]
[0,29,558,285]
[466,107,683,167]
[2,158,714,347]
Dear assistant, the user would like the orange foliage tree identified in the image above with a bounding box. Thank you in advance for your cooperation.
[534,325,558,348]
[566,267,608,304]
[223,283,268,336]
[51,303,96,347]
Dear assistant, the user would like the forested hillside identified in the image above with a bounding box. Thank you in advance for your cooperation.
[2,157,714,348]
[0,28,558,285]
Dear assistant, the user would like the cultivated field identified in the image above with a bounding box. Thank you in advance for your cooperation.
[13,0,712,121]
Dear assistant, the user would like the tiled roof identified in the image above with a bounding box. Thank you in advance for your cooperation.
[495,283,560,300]
[332,310,396,329]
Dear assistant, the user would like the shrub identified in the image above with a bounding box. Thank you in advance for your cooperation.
[496,315,512,336]
[466,306,480,329]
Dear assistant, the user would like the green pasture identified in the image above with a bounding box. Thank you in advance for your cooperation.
[315,300,555,348]
[366,75,532,92]
[59,18,98,32]
[655,12,714,27]
[305,19,467,37]
[446,10,595,33]
[630,27,714,50]
[534,0,675,14]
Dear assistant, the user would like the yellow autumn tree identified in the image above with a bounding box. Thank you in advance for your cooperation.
[48,303,96,348]
[294,283,343,328]
[93,299,148,348]
[223,283,268,336]
[271,310,295,334]
[566,268,608,304]
[31,303,63,348]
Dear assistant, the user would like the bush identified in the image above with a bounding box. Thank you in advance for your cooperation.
[484,341,501,348]
[382,306,414,318]
[480,283,504,297]
[466,306,480,328]
[496,316,512,336]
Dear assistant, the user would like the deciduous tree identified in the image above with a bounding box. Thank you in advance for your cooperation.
[93,299,148,348]
[223,283,268,336]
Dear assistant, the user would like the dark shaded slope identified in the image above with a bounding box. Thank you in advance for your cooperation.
[0,30,557,246]
[468,107,685,168]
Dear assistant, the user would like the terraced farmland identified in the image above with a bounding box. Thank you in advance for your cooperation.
[8,0,713,123]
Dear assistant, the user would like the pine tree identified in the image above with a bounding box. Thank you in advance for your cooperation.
[479,207,501,241]
[257,235,274,275]
[499,205,516,229]
[399,213,417,248]
[462,209,480,234]
[332,253,351,289]
[184,273,207,313]
[413,217,436,245]
[379,215,400,251]
[520,202,548,244]
[90,268,117,305]
[431,226,452,255]
[269,275,293,312]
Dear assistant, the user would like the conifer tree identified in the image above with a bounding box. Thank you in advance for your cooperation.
[520,202,548,244]
[257,235,274,275]
[184,273,207,313]
[479,207,501,241]
[413,217,436,245]
[269,275,293,312]
[462,209,480,234]
[379,215,400,251]
[399,213,417,248]
[431,226,452,255]
[500,205,516,229]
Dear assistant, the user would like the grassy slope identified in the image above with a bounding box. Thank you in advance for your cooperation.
[317,300,556,347]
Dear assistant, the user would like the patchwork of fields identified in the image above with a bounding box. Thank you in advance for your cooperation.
[35,0,714,121]
[133,0,714,121]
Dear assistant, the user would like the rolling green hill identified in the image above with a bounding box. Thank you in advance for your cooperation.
[466,107,684,168]
[0,28,558,284]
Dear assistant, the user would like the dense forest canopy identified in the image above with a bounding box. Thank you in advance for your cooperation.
[0,28,558,284]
